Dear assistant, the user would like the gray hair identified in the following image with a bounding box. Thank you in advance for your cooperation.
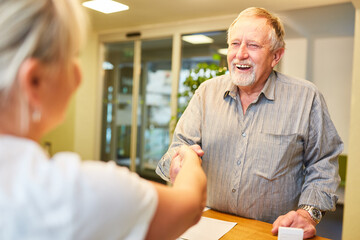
[227,7,285,51]
[0,0,86,132]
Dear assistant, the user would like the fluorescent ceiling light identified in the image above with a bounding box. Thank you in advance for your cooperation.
[103,61,114,70]
[218,48,228,55]
[82,0,129,14]
[182,35,214,44]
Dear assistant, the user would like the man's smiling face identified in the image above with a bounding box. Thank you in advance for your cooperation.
[227,16,277,89]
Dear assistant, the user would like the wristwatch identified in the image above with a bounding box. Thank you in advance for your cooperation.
[298,205,323,224]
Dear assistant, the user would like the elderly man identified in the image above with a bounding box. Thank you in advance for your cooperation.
[156,7,343,239]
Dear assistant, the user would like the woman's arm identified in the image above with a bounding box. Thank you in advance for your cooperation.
[145,145,207,240]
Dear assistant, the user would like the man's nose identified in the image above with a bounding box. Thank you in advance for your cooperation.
[236,44,249,59]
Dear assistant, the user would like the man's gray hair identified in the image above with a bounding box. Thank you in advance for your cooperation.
[227,7,285,51]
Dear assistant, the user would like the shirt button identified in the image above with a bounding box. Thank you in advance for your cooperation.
[232,189,236,193]
[242,132,246,137]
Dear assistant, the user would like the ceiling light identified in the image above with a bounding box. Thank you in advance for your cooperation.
[218,48,228,55]
[182,35,214,44]
[103,61,114,70]
[82,0,129,14]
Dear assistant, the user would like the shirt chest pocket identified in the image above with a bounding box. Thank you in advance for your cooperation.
[250,129,303,181]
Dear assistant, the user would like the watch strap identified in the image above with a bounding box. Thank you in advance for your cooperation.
[298,204,323,224]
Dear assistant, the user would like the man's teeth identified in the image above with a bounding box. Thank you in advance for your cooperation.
[236,64,251,69]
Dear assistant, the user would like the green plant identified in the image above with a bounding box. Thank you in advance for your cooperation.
[177,62,227,117]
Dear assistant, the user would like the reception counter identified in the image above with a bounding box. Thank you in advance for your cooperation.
[202,209,330,240]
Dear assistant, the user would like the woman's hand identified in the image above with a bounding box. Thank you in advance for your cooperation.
[169,145,204,183]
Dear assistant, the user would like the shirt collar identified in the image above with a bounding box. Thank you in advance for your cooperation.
[260,70,276,101]
[223,75,239,100]
[223,71,277,101]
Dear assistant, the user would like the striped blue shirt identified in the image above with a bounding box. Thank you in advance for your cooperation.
[156,71,343,223]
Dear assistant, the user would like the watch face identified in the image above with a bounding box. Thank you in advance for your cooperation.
[312,208,321,219]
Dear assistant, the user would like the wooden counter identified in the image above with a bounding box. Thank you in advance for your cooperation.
[202,209,330,240]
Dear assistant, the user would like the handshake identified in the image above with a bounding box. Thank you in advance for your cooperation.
[169,144,204,183]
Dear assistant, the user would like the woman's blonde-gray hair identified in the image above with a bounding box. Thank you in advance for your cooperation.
[0,0,86,93]
[0,0,86,133]
[227,7,285,51]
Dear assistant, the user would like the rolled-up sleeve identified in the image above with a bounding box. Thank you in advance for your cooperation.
[156,88,204,182]
[299,91,343,211]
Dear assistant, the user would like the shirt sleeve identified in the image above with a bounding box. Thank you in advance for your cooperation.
[299,91,343,211]
[156,87,204,182]
[53,154,158,240]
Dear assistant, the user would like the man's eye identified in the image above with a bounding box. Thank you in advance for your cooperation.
[248,44,260,48]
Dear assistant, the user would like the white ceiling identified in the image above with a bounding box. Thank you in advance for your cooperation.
[82,0,355,38]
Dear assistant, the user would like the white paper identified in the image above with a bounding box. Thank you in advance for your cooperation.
[278,227,304,240]
[178,216,237,240]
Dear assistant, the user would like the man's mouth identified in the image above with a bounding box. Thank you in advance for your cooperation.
[236,64,251,70]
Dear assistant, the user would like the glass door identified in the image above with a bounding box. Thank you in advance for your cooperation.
[138,38,173,181]
[101,42,135,167]
[100,38,172,182]
[179,31,228,118]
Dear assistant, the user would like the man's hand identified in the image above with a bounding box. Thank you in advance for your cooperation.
[169,145,204,183]
[188,145,205,157]
[271,209,317,239]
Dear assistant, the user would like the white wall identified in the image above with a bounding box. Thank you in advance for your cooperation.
[312,37,353,154]
[74,30,101,160]
[280,36,353,154]
[281,38,308,79]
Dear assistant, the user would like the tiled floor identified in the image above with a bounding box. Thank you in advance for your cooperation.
[316,204,343,240]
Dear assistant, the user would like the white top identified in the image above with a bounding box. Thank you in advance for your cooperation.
[0,135,158,240]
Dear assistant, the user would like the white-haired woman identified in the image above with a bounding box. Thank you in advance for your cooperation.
[0,0,206,239]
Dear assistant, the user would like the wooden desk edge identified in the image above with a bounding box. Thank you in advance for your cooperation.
[202,209,330,240]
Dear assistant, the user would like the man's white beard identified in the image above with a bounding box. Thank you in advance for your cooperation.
[230,67,256,87]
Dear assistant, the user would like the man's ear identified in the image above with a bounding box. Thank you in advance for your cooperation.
[271,48,285,68]
[17,58,43,107]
